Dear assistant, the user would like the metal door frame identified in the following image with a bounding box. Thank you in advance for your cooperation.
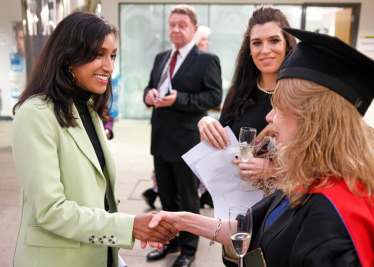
[301,3,361,48]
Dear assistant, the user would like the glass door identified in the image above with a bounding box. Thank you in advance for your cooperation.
[302,3,361,47]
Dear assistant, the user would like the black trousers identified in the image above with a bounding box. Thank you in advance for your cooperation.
[154,156,200,256]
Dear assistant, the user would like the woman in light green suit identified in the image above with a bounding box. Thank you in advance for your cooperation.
[11,12,176,267]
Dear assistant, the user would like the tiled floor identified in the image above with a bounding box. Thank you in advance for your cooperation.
[0,119,224,267]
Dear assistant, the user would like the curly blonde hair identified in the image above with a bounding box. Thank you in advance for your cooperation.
[272,78,374,206]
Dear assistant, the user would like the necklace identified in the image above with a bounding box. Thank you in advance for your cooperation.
[257,81,274,95]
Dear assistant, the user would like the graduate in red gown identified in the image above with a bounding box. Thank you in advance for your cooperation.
[146,28,374,267]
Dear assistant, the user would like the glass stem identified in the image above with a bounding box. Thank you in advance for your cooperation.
[239,255,244,267]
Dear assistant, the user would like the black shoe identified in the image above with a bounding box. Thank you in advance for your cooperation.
[146,244,180,261]
[172,254,195,267]
[142,188,158,209]
[200,191,214,208]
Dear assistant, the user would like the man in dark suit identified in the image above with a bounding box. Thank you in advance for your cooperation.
[143,4,222,267]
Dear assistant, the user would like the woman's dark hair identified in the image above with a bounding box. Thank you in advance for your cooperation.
[223,5,297,123]
[13,12,118,127]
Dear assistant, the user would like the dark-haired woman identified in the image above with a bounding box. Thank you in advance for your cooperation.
[198,5,296,181]
[12,12,176,267]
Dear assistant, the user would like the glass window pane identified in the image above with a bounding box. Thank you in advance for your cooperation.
[272,5,302,29]
[305,7,345,36]
[119,4,164,119]
[209,4,255,96]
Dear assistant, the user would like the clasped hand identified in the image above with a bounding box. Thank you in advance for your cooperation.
[145,88,177,108]
[133,211,180,251]
[137,211,183,251]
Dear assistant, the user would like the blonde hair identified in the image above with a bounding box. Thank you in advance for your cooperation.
[170,5,197,26]
[194,26,211,44]
[272,78,374,206]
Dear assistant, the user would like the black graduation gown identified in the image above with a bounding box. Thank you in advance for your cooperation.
[223,190,361,267]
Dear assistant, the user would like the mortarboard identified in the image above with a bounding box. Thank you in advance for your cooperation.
[277,27,374,115]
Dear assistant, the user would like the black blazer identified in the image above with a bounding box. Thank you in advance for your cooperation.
[144,45,222,162]
[224,190,360,267]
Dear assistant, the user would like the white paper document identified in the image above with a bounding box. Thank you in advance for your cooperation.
[118,255,127,267]
[182,127,263,219]
[158,67,172,97]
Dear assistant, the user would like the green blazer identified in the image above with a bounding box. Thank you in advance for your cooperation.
[12,97,135,267]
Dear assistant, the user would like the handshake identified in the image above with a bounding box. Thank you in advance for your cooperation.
[133,211,183,251]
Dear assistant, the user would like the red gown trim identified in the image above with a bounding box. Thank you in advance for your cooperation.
[309,181,374,267]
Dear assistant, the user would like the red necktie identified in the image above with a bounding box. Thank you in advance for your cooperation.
[169,50,179,79]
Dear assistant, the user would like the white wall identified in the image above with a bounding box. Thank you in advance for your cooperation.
[101,0,374,60]
[0,0,22,117]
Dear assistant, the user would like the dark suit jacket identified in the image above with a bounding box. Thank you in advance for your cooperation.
[144,45,222,162]
[224,190,360,267]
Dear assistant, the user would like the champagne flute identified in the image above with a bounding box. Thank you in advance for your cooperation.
[229,206,253,267]
[239,127,256,163]
[235,127,256,179]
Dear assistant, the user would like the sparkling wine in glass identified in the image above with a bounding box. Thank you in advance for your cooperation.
[229,206,253,267]
[239,127,257,163]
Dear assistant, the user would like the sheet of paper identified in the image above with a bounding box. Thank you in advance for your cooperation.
[182,127,240,213]
[195,146,263,219]
[158,76,169,97]
[118,255,127,267]
[182,126,238,185]
[158,68,173,97]
[182,126,263,219]
[182,140,217,185]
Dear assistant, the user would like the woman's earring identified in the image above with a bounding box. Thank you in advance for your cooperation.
[69,67,75,82]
